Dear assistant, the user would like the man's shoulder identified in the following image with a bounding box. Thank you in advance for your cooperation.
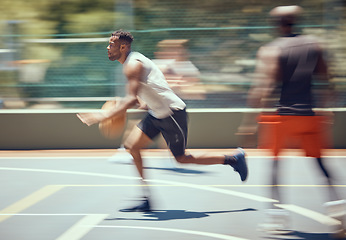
[128,51,148,60]
[127,52,154,66]
[124,53,145,76]
[268,35,321,47]
[257,44,281,59]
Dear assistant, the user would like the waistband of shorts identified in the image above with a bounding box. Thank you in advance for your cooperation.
[171,107,186,113]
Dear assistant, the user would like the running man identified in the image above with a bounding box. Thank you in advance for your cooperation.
[243,6,344,233]
[77,30,248,212]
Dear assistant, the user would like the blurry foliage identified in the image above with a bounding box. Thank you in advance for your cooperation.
[0,0,345,107]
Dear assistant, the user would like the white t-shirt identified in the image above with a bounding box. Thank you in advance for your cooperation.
[123,52,186,118]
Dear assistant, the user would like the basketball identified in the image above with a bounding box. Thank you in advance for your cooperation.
[99,101,126,139]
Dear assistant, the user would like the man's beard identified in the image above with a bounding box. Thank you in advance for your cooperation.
[108,55,117,61]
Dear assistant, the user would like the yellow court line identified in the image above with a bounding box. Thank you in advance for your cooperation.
[0,185,64,222]
[0,167,275,203]
[212,184,346,187]
[51,184,346,188]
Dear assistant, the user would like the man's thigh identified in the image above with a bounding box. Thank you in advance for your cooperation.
[124,125,153,150]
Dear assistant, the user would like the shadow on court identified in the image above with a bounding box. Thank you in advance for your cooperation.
[144,166,210,175]
[106,208,257,221]
[264,230,336,240]
[115,161,211,175]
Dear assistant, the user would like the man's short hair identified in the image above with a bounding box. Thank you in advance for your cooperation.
[111,30,134,44]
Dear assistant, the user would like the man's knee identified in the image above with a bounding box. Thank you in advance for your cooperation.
[123,142,140,154]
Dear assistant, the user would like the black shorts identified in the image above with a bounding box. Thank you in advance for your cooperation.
[137,109,188,157]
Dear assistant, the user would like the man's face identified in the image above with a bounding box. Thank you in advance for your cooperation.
[107,36,121,61]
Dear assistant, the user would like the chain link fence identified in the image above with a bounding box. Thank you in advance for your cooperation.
[0,0,345,109]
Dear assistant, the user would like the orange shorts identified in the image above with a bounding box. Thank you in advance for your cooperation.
[258,115,331,158]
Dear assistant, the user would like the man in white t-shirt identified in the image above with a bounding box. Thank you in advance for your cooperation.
[77,30,248,212]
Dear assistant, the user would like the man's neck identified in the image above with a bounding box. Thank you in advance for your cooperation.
[118,51,131,64]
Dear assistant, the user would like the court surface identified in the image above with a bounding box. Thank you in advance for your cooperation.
[0,149,345,240]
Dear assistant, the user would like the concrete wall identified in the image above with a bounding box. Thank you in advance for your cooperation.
[0,109,345,150]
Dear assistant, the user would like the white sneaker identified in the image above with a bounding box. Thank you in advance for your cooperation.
[258,209,291,234]
[324,200,346,218]
[324,200,346,238]
[108,146,133,164]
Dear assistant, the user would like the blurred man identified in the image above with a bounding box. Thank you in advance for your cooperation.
[77,30,248,212]
[153,39,206,100]
[243,5,344,234]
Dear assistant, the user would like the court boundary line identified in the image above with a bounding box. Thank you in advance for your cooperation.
[1,156,346,160]
[0,167,276,203]
[0,161,344,228]
[0,185,64,222]
[86,225,248,240]
[17,184,345,188]
[56,214,108,240]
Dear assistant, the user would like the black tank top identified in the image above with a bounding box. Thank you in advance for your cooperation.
[269,35,321,115]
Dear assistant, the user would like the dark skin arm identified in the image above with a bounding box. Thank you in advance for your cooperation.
[238,46,281,136]
[314,46,335,108]
[247,45,281,108]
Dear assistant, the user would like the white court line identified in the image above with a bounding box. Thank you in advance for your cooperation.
[0,167,276,203]
[0,185,64,222]
[88,225,248,240]
[0,212,249,239]
[0,213,101,216]
[1,156,346,160]
[56,214,108,240]
[0,167,140,180]
[146,179,277,203]
[0,213,247,239]
[13,184,344,188]
[1,167,342,227]
[275,204,341,226]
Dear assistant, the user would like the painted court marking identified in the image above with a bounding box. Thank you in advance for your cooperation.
[0,213,248,240]
[275,204,341,226]
[0,185,64,222]
[0,155,344,237]
[0,213,102,216]
[56,214,108,240]
[146,178,277,203]
[1,156,346,160]
[88,225,248,240]
[0,182,342,230]
[16,184,344,188]
[0,167,276,203]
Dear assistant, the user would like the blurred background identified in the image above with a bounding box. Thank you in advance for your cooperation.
[0,0,345,110]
